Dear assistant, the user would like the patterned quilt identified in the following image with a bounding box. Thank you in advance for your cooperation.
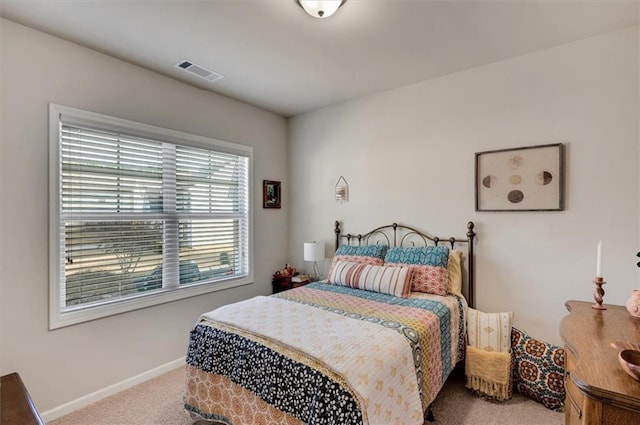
[185,282,466,425]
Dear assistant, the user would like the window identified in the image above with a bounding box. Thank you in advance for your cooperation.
[49,104,253,329]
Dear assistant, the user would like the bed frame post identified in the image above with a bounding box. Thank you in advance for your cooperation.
[466,221,476,308]
[334,220,341,251]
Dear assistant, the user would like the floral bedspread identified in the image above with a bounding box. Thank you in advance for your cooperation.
[185,282,465,425]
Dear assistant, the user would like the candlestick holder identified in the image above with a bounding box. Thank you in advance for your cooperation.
[592,276,607,310]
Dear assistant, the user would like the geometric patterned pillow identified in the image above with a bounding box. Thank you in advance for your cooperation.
[384,246,449,267]
[327,244,387,282]
[467,308,513,352]
[511,327,566,412]
[384,246,449,295]
[335,244,388,259]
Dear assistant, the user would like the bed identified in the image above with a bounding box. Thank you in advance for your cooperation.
[184,220,476,425]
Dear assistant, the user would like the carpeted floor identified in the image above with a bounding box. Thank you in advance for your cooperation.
[49,366,563,425]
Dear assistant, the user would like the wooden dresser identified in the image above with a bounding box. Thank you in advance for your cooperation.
[0,372,44,425]
[560,301,640,425]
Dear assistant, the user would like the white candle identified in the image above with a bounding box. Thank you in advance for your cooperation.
[596,241,602,278]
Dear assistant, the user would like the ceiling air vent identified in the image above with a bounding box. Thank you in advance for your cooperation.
[175,60,223,83]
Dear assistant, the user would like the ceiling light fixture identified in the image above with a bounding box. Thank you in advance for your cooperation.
[296,0,346,19]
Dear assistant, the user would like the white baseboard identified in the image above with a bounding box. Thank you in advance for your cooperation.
[41,357,185,422]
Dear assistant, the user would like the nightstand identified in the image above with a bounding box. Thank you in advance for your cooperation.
[272,275,310,294]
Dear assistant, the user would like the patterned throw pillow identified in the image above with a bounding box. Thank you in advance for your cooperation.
[327,245,387,282]
[511,327,565,412]
[384,246,449,295]
[328,260,413,298]
[467,308,513,352]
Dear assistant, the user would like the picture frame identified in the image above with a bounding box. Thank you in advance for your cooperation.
[475,143,564,211]
[263,180,281,209]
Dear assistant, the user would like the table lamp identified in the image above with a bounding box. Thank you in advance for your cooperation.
[304,241,325,281]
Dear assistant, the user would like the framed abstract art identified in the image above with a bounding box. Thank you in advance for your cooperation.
[475,143,564,212]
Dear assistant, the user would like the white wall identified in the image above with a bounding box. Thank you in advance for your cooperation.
[288,26,639,346]
[0,19,288,414]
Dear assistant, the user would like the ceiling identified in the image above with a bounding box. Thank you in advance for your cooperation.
[1,1,638,117]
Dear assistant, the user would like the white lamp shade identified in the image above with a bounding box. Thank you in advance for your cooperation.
[304,241,325,262]
[297,0,345,19]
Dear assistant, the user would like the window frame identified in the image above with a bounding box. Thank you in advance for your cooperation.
[49,104,254,329]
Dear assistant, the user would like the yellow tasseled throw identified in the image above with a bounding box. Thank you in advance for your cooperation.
[465,345,513,401]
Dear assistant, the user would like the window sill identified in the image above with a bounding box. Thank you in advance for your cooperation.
[49,276,253,330]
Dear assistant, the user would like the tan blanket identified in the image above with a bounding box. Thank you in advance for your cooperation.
[465,345,512,401]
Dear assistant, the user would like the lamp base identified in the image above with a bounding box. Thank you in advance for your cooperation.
[312,261,321,282]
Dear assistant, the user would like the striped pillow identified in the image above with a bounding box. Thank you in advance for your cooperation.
[327,245,387,280]
[328,260,413,298]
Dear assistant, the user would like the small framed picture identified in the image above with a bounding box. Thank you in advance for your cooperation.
[475,143,564,211]
[263,180,281,209]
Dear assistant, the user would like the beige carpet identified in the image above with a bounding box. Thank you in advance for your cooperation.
[49,366,563,425]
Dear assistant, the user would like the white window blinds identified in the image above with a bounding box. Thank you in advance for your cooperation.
[50,104,252,328]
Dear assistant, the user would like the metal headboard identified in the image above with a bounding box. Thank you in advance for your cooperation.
[334,221,476,308]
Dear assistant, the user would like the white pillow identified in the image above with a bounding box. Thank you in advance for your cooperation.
[467,308,513,352]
